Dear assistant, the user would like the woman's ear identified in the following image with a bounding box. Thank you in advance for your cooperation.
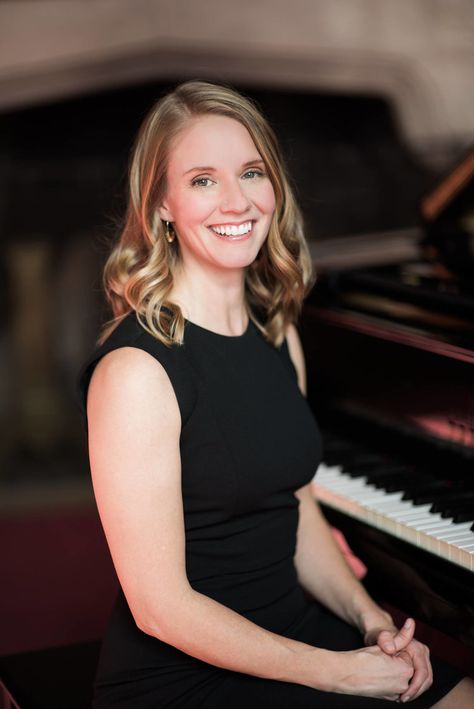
[158,202,173,222]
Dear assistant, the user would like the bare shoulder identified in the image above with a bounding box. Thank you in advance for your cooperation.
[89,346,180,414]
[285,323,307,397]
[87,346,181,448]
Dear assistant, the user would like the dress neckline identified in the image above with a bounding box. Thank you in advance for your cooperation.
[185,317,252,340]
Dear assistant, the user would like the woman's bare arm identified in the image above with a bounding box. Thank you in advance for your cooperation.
[285,323,307,396]
[286,322,402,631]
[86,346,414,700]
[294,484,393,634]
[287,323,432,701]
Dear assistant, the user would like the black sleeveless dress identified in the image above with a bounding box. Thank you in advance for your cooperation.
[77,311,463,708]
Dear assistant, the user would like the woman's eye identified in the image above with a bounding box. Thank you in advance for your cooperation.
[242,169,264,179]
[191,177,214,188]
[191,170,264,187]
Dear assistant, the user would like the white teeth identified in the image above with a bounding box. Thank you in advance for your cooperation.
[210,221,252,236]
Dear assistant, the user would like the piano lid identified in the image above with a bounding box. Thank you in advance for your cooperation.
[302,152,474,455]
[419,148,474,281]
[421,149,474,222]
[308,149,474,352]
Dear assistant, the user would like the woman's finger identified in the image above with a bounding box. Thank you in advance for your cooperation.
[399,645,432,702]
[378,618,415,654]
[400,674,433,703]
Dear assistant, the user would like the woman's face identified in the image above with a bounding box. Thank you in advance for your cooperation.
[159,114,276,275]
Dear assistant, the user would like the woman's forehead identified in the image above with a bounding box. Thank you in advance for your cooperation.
[168,114,261,172]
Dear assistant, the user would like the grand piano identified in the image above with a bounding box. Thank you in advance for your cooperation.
[303,150,474,653]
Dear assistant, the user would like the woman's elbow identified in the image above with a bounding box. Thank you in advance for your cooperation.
[132,587,194,643]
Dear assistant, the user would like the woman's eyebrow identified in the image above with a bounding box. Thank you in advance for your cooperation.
[183,159,265,176]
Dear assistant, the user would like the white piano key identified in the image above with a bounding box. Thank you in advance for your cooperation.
[432,522,470,536]
[437,536,474,550]
[430,523,473,538]
[449,543,474,568]
[435,523,474,537]
[440,536,474,551]
[317,471,360,483]
[323,478,367,491]
[316,465,344,477]
[364,493,405,508]
[316,471,344,483]
[389,504,431,518]
[312,471,474,571]
[349,490,402,505]
[407,515,444,529]
[395,508,434,522]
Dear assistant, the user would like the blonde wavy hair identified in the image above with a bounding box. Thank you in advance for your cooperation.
[99,80,315,347]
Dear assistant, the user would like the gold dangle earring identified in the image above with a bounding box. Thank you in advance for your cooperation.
[165,221,175,243]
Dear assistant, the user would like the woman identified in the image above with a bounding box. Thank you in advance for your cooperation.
[78,80,471,707]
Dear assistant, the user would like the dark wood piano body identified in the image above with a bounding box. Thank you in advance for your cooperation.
[301,150,474,655]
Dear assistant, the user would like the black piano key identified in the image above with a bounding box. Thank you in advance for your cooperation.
[322,444,355,464]
[370,473,411,491]
[430,491,474,515]
[320,429,474,531]
[366,467,411,480]
[411,489,451,506]
[438,497,474,518]
[401,479,451,501]
[323,449,363,466]
[344,453,382,465]
[343,463,406,478]
[341,460,385,474]
[452,509,474,523]
[365,466,411,478]
[384,479,412,493]
[409,480,474,505]
[335,450,385,464]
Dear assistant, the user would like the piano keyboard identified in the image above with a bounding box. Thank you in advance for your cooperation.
[312,461,474,572]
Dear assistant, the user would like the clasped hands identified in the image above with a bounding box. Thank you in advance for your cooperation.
[364,617,433,703]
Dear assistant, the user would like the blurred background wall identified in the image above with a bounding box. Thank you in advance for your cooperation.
[0,0,473,656]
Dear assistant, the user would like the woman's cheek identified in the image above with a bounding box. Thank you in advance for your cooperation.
[261,183,276,213]
[185,193,216,218]
[244,181,275,210]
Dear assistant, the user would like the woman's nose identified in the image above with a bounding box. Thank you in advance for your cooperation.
[221,180,251,213]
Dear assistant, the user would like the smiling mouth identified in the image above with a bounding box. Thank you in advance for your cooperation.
[208,220,254,237]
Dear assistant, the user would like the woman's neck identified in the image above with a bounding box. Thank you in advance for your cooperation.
[170,263,248,336]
